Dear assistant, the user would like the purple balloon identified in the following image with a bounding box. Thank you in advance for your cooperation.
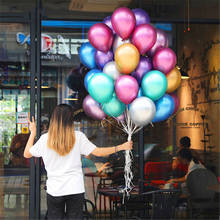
[153,48,177,74]
[148,29,169,57]
[132,56,152,84]
[115,75,139,105]
[132,8,150,26]
[103,16,115,34]
[95,50,113,69]
[88,23,113,52]
[116,113,125,122]
[83,95,106,120]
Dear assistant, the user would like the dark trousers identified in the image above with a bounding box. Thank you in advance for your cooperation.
[47,193,84,220]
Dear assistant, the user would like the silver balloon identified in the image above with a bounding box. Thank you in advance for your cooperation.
[113,35,131,53]
[129,97,156,126]
[103,61,121,81]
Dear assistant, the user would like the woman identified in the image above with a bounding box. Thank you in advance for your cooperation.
[24,104,132,220]
[168,148,205,184]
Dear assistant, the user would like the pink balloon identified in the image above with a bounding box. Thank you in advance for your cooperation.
[115,75,139,104]
[148,29,169,57]
[116,113,125,122]
[153,48,177,74]
[111,7,136,40]
[88,23,113,52]
[132,24,157,55]
[83,95,106,120]
[170,93,180,114]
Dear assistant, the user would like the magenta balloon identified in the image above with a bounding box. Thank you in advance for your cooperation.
[111,7,136,40]
[170,93,180,114]
[132,8,150,26]
[95,50,113,69]
[103,16,115,34]
[88,23,113,52]
[148,29,169,57]
[132,56,152,84]
[115,75,139,104]
[132,24,157,55]
[153,48,177,74]
[83,95,106,120]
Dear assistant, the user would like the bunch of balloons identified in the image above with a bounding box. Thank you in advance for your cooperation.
[79,7,181,194]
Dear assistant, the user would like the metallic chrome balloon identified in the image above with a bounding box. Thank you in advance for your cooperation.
[103,16,115,34]
[113,35,130,53]
[129,97,156,126]
[79,42,97,69]
[95,50,113,69]
[170,93,180,114]
[152,94,175,122]
[88,23,113,52]
[83,95,106,120]
[111,7,136,40]
[148,29,169,57]
[141,70,167,101]
[88,73,114,103]
[132,24,157,55]
[103,61,121,81]
[153,48,177,74]
[132,8,150,26]
[115,75,139,104]
[132,56,152,84]
[84,69,100,91]
[102,95,125,117]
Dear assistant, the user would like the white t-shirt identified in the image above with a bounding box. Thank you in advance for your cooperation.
[186,160,205,177]
[29,131,97,197]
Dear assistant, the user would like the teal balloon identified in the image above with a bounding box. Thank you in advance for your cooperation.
[102,95,125,117]
[152,94,175,122]
[88,73,114,103]
[141,70,167,101]
[84,69,100,91]
[79,42,97,69]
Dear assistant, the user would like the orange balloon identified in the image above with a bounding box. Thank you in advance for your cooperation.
[166,67,181,93]
[115,43,140,74]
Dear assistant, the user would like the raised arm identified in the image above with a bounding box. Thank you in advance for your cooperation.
[91,141,132,157]
[24,117,36,158]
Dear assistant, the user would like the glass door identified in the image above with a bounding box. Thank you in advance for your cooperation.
[0,21,31,219]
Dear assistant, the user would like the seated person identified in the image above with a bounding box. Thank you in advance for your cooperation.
[168,148,205,184]
[172,136,192,177]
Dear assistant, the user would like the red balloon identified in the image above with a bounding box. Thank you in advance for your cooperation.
[111,7,136,40]
[153,48,177,74]
[170,93,180,114]
[132,24,157,55]
[88,23,113,52]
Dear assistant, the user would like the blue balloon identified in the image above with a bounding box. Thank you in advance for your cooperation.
[102,95,125,117]
[79,42,97,69]
[84,69,100,91]
[137,88,143,98]
[88,73,114,103]
[152,94,175,123]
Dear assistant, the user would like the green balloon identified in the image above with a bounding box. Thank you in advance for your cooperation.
[141,70,167,101]
[102,95,125,117]
[88,73,114,103]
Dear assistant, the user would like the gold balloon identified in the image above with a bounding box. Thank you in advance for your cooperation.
[115,43,140,74]
[166,67,182,93]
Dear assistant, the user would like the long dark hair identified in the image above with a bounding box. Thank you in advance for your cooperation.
[177,148,199,164]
